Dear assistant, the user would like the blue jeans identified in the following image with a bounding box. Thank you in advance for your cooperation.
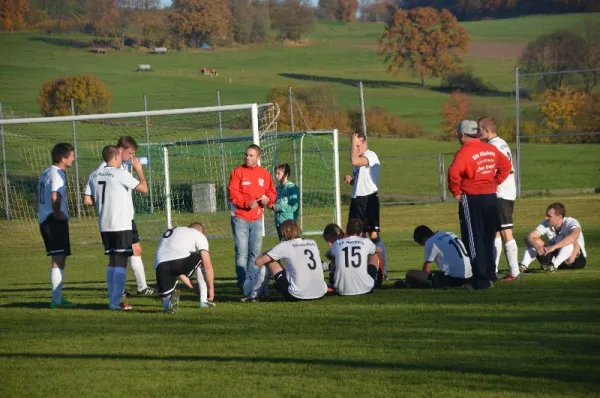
[231,216,263,289]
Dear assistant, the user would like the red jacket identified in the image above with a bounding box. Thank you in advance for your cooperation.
[228,164,277,222]
[448,139,511,197]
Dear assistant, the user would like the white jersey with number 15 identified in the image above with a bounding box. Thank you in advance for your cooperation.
[330,236,377,295]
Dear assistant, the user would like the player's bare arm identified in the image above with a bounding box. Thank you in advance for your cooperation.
[255,253,275,267]
[83,194,94,206]
[51,191,66,219]
[421,261,433,273]
[526,230,545,255]
[179,274,194,289]
[544,228,581,254]
[131,157,148,194]
[200,250,215,302]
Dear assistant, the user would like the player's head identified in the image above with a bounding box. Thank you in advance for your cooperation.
[117,136,138,161]
[102,145,122,167]
[245,144,261,167]
[477,116,497,142]
[280,219,301,241]
[546,202,566,229]
[322,223,343,246]
[188,222,205,234]
[51,143,75,168]
[456,120,479,145]
[352,131,368,154]
[275,163,291,183]
[346,218,364,237]
[413,225,434,246]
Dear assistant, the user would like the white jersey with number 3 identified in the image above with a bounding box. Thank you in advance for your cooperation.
[154,227,209,268]
[267,238,327,300]
[424,232,472,279]
[86,166,139,232]
[488,136,516,200]
[38,165,69,223]
[330,236,377,295]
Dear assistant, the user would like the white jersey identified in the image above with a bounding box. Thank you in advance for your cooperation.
[535,217,586,258]
[38,165,69,223]
[424,232,472,279]
[351,150,380,198]
[488,136,516,200]
[154,227,209,268]
[84,162,129,196]
[330,236,377,295]
[86,166,139,232]
[266,238,327,300]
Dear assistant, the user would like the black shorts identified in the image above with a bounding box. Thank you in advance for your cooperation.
[429,271,471,288]
[497,198,514,231]
[39,214,71,256]
[538,250,586,270]
[349,192,380,233]
[273,271,299,301]
[131,220,140,244]
[156,253,202,296]
[101,230,133,256]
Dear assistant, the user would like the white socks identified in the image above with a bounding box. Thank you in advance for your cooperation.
[504,239,519,276]
[106,266,116,306]
[111,268,127,308]
[493,236,502,273]
[129,256,147,292]
[552,245,574,267]
[50,268,63,304]
[520,247,537,268]
[246,266,269,298]
[197,267,208,303]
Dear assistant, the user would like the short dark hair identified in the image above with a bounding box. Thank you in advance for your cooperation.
[276,163,291,179]
[353,131,367,141]
[323,223,343,243]
[547,202,566,217]
[413,225,434,245]
[102,145,120,162]
[346,218,364,236]
[51,143,74,164]
[247,144,261,156]
[117,136,138,150]
[188,222,205,234]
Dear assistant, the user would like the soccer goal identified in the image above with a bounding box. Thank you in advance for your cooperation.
[0,103,341,247]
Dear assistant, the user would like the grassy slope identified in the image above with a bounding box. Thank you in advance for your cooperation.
[0,196,599,396]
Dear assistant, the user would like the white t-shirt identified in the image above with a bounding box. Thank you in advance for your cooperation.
[84,162,129,196]
[154,227,209,268]
[38,165,69,223]
[351,149,380,198]
[488,136,516,200]
[424,232,472,279]
[86,166,139,232]
[535,217,586,258]
[330,236,377,295]
[266,238,327,300]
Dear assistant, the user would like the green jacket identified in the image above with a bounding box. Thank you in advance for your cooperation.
[275,182,299,226]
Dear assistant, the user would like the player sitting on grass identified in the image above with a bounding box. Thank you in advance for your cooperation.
[154,223,215,313]
[242,219,327,302]
[394,225,472,289]
[324,219,382,296]
[519,202,586,273]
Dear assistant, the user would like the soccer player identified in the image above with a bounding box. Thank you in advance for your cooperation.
[85,136,155,296]
[228,144,277,293]
[325,218,381,296]
[478,116,520,281]
[448,120,511,290]
[274,163,300,241]
[519,202,587,272]
[394,225,472,289]
[243,219,327,302]
[154,223,215,312]
[38,143,77,308]
[344,132,381,240]
[84,145,148,311]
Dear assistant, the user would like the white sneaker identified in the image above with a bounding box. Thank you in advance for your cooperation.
[199,301,216,308]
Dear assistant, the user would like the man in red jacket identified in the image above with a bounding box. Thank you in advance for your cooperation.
[448,120,511,290]
[228,144,277,293]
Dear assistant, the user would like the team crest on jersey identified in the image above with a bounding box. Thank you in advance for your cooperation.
[258,178,264,186]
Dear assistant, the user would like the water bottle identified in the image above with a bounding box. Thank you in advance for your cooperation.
[123,157,149,166]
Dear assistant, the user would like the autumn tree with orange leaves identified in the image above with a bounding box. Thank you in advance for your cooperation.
[0,0,29,31]
[170,0,232,48]
[378,7,470,87]
[336,0,359,22]
[440,90,469,140]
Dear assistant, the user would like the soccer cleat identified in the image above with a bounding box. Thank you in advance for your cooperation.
[50,298,77,309]
[167,290,180,313]
[110,302,133,311]
[240,295,257,303]
[326,286,335,294]
[137,287,156,296]
[540,264,557,273]
[393,280,408,289]
[518,263,529,273]
[199,301,216,308]
[498,273,521,282]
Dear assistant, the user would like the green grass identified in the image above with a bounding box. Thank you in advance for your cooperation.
[0,196,599,396]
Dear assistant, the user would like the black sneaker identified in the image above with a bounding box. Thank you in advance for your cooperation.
[394,280,408,289]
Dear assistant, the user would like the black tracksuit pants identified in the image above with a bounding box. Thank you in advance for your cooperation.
[459,194,498,290]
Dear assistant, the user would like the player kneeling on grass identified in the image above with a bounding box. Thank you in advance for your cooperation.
[519,202,587,273]
[154,223,215,313]
[394,225,472,289]
[242,220,327,302]
[324,219,382,296]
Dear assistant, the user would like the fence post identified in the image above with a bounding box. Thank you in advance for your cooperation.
[216,90,228,211]
[289,86,299,184]
[70,99,82,218]
[515,66,521,197]
[359,81,367,137]
[143,94,154,213]
[0,102,10,220]
[438,153,446,202]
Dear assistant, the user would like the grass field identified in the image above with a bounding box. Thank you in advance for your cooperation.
[0,196,599,396]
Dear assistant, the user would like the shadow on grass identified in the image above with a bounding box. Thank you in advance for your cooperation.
[28,36,90,49]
